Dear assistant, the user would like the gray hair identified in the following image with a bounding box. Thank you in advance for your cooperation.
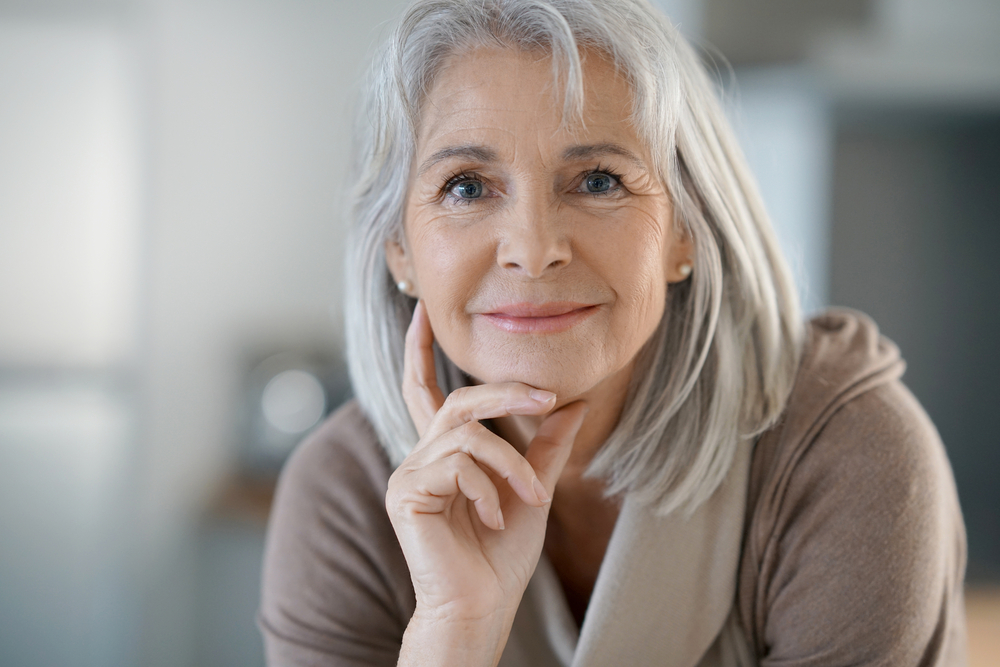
[344,0,803,514]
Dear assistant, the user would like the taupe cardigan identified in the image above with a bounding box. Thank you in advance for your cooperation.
[259,310,967,666]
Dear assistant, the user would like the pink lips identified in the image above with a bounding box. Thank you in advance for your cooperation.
[480,302,598,334]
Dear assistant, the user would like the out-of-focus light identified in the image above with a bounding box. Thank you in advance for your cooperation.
[260,370,326,437]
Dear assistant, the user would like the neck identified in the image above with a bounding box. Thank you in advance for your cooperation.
[494,360,634,478]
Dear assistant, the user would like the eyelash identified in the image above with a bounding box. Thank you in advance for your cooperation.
[578,164,624,197]
[440,165,625,204]
[442,171,484,206]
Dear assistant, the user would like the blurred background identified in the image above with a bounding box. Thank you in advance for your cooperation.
[0,0,997,665]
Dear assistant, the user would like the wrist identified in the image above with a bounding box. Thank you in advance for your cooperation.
[398,604,518,667]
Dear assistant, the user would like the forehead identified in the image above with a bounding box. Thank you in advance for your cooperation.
[415,46,640,155]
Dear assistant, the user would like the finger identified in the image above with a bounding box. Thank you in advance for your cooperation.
[420,383,557,445]
[407,421,549,507]
[525,401,589,495]
[398,453,505,530]
[402,300,446,437]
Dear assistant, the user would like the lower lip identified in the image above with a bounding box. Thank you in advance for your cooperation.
[480,306,599,334]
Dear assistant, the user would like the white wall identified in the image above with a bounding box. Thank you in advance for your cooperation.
[136,0,408,664]
[0,1,410,665]
[0,15,139,667]
[0,19,139,368]
[816,0,1000,106]
[650,0,704,39]
[727,68,833,314]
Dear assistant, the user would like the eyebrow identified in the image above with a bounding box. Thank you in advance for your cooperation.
[417,145,499,176]
[561,143,645,167]
[416,141,646,176]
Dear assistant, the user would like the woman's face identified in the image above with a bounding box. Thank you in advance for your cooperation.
[387,47,691,401]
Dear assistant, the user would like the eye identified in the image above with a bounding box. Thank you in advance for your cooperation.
[449,178,484,200]
[580,171,619,194]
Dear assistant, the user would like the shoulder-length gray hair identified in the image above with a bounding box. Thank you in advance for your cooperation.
[344,0,802,514]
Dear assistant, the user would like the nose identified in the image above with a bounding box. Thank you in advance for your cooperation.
[495,198,571,278]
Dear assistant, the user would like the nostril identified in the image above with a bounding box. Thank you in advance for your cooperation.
[496,231,572,276]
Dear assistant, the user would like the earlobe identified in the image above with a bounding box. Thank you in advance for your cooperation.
[666,228,695,283]
[385,239,417,296]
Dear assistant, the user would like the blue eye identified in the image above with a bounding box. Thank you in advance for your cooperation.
[584,172,615,193]
[451,180,484,199]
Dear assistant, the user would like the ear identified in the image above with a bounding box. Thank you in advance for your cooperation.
[665,226,695,284]
[384,238,416,292]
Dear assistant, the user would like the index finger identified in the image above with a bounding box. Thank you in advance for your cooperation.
[402,300,446,437]
[525,401,589,493]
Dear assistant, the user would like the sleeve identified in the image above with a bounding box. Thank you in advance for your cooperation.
[258,405,416,667]
[755,382,968,666]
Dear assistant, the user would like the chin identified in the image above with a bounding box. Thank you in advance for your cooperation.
[463,354,606,402]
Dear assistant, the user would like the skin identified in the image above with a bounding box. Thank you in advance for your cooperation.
[384,46,693,666]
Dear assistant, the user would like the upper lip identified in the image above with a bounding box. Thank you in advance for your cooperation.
[483,302,596,317]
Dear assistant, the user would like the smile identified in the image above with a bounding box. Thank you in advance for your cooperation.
[479,302,599,334]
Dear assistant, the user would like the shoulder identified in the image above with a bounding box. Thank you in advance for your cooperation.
[748,309,948,518]
[758,379,964,578]
[259,401,414,666]
[740,310,967,665]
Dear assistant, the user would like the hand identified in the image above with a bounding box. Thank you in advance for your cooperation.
[386,301,587,660]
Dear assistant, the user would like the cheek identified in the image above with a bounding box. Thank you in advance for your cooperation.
[406,217,493,340]
[593,207,669,297]
[585,206,671,346]
[613,262,667,345]
[410,225,468,292]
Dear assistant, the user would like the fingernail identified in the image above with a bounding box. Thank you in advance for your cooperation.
[496,508,505,530]
[532,477,551,504]
[529,389,556,404]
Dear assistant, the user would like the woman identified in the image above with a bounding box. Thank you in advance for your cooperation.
[259,0,967,665]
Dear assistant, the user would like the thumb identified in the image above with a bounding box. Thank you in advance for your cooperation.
[524,401,588,496]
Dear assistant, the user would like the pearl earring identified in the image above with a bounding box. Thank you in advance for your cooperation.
[678,263,693,278]
[397,279,413,295]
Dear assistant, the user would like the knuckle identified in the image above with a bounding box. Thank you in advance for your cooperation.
[402,369,434,398]
[443,452,466,473]
[450,385,473,402]
[458,419,486,439]
[384,485,403,516]
[443,386,473,414]
[385,471,404,500]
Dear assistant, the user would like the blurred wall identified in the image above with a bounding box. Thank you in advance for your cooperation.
[0,13,140,667]
[0,0,407,665]
[138,1,407,664]
[727,67,833,314]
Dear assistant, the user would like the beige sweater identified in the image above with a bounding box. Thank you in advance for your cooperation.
[258,310,967,666]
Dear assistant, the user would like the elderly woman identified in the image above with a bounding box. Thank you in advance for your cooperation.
[258,0,967,665]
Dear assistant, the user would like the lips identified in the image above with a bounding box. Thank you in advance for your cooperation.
[479,301,599,334]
